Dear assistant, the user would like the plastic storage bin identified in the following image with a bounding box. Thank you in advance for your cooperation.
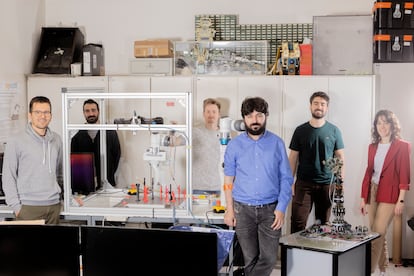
[374,29,414,62]
[373,1,414,29]
[174,40,268,75]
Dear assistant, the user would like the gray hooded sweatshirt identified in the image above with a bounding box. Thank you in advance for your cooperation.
[2,123,63,213]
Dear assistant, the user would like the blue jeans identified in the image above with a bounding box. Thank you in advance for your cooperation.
[234,201,280,276]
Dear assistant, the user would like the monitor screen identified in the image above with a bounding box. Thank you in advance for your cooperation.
[71,152,95,195]
[0,225,80,276]
[81,226,218,275]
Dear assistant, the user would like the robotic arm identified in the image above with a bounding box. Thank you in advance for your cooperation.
[219,117,245,145]
[143,131,187,187]
[143,132,167,187]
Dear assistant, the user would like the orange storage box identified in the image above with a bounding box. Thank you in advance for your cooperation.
[299,44,312,75]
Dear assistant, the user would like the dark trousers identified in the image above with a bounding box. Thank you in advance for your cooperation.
[234,201,280,276]
[290,179,332,233]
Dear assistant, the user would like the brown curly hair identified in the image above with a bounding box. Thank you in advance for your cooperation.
[372,110,401,143]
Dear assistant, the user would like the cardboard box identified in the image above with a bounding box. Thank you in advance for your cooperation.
[134,40,173,58]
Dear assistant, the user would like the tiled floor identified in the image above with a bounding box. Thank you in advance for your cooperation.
[269,261,414,276]
[219,261,414,276]
[370,264,414,276]
[220,260,414,275]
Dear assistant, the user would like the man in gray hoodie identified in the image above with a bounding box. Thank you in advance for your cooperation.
[2,96,63,224]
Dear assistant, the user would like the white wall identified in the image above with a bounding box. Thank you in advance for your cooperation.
[43,0,373,75]
[0,0,44,76]
[0,0,45,144]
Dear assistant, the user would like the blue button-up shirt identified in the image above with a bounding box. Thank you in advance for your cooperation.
[224,130,293,213]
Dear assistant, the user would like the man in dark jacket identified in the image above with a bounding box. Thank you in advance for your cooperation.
[71,99,121,190]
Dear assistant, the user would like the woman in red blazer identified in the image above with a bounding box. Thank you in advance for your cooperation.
[360,110,411,276]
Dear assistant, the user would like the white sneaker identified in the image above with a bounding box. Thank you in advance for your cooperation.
[379,271,386,276]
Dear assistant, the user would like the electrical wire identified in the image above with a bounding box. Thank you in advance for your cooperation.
[186,207,224,229]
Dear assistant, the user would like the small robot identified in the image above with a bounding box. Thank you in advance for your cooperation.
[195,17,216,41]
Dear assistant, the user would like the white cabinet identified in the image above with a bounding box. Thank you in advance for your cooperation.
[150,76,192,92]
[27,76,108,138]
[282,75,375,231]
[150,76,193,124]
[108,76,150,92]
[195,75,374,233]
[27,76,193,193]
[27,75,376,229]
[195,77,239,124]
[106,76,193,190]
[107,76,151,120]
[282,76,329,146]
[238,76,282,135]
[328,76,375,228]
[107,76,192,122]
[106,76,152,190]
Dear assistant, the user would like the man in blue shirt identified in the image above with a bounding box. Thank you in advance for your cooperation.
[223,97,293,276]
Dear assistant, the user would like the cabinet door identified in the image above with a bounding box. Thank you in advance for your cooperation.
[150,77,193,194]
[282,76,329,146]
[108,76,150,92]
[283,75,375,231]
[108,76,150,119]
[328,76,374,228]
[150,76,192,92]
[150,76,193,125]
[108,76,192,190]
[238,76,282,135]
[195,77,238,124]
[27,76,108,138]
[282,76,329,232]
[107,76,151,189]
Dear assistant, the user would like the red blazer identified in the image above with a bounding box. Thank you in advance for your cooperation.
[361,139,411,204]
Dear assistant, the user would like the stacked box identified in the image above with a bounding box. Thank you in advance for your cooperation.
[373,1,414,29]
[374,30,414,61]
[82,43,105,76]
[373,1,414,62]
[134,40,173,58]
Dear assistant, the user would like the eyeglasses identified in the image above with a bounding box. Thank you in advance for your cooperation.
[31,110,51,116]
